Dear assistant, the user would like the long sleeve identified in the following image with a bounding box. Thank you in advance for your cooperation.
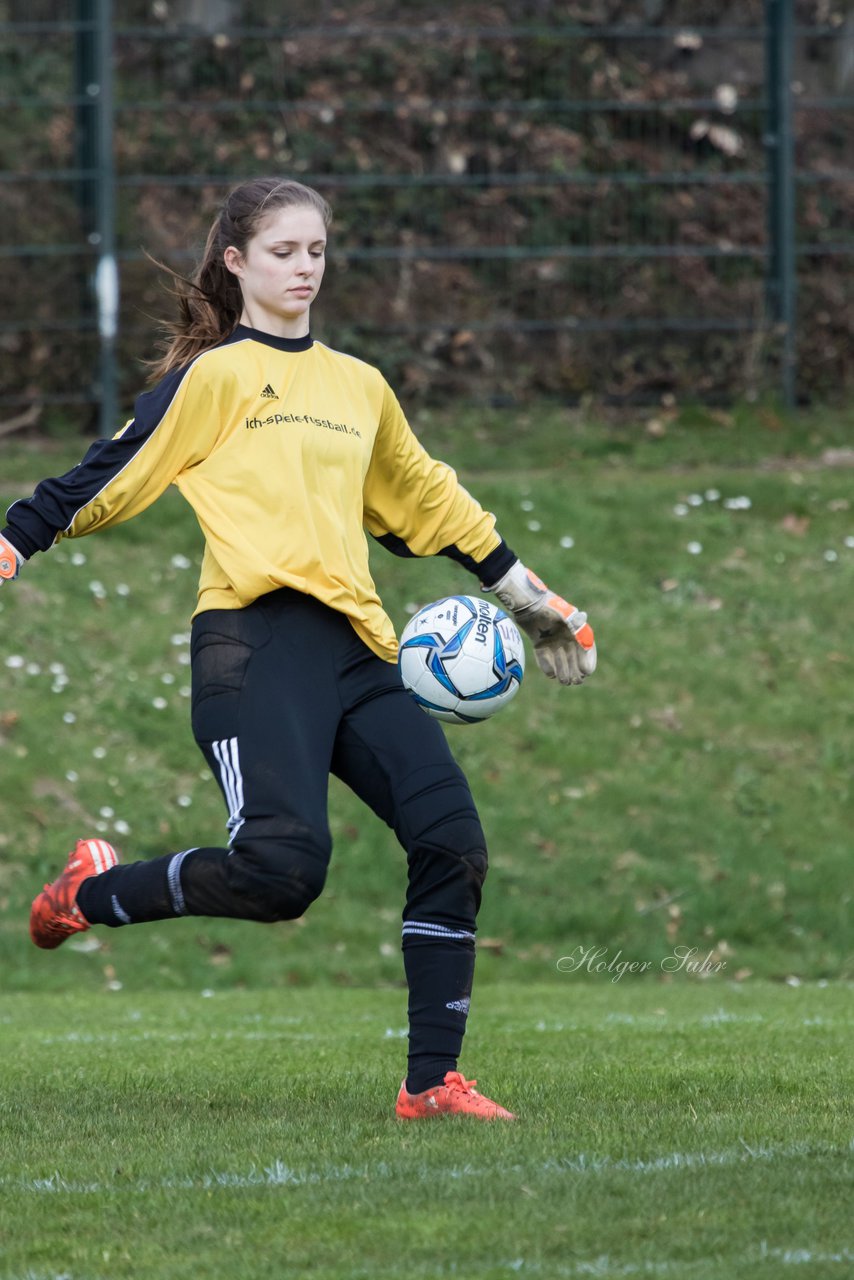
[363,379,514,579]
[3,362,219,559]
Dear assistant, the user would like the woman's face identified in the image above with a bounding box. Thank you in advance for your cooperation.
[224,205,327,336]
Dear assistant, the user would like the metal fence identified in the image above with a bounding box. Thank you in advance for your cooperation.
[0,0,852,431]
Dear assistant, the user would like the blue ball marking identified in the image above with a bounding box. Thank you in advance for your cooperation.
[399,594,524,724]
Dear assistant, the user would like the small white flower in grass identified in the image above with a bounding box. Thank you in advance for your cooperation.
[95,821,108,833]
[379,942,395,957]
[823,549,838,563]
[151,696,168,710]
[93,746,107,759]
[5,655,25,669]
[724,496,752,510]
[178,651,191,666]
[171,632,191,646]
[66,770,79,783]
[25,662,42,676]
[520,499,535,512]
[687,493,704,506]
[404,601,419,615]
[99,806,115,819]
[63,712,77,724]
[672,503,689,517]
[177,795,192,808]
[687,541,703,555]
[49,662,66,675]
[170,554,192,570]
[70,551,87,566]
[161,673,175,685]
[704,488,721,501]
[527,520,542,532]
[116,583,131,597]
[845,536,854,549]
[201,989,215,998]
[106,979,123,992]
[559,535,575,549]
[89,580,107,598]
[67,934,102,953]
[179,686,191,698]
[114,819,131,836]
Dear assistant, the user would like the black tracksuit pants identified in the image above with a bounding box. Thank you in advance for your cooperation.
[77,588,489,1092]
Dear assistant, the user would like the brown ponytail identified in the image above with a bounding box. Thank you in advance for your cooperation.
[148,177,333,381]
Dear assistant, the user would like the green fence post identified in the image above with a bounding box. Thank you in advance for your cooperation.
[94,0,118,434]
[765,0,797,407]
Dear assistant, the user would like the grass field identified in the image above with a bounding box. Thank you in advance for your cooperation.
[1,402,851,987]
[1,401,853,1277]
[1,982,852,1280]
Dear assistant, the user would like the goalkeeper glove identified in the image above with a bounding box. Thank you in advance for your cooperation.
[484,560,597,686]
[0,533,22,585]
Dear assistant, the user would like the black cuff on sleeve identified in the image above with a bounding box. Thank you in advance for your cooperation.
[1,523,37,561]
[472,539,517,587]
[371,531,517,586]
[437,537,516,583]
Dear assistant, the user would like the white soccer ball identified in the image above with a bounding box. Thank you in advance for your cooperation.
[397,595,525,724]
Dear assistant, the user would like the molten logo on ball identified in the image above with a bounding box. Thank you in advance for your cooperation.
[398,595,525,724]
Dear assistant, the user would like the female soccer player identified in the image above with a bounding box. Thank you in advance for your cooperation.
[2,178,596,1120]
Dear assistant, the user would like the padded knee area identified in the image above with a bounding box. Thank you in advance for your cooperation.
[397,766,488,921]
[397,765,486,862]
[226,821,330,922]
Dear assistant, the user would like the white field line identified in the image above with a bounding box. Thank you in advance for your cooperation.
[484,1247,854,1277]
[18,1008,848,1047]
[31,1028,320,1046]
[0,1140,841,1199]
[498,1249,854,1275]
[9,1244,854,1280]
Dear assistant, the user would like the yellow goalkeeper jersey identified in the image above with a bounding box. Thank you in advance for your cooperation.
[3,326,512,661]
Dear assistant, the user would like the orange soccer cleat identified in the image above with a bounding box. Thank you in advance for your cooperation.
[29,838,118,949]
[395,1070,516,1121]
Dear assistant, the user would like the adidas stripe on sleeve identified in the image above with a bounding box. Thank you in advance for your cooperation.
[2,361,217,559]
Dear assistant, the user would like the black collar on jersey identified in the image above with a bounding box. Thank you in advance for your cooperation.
[228,324,313,352]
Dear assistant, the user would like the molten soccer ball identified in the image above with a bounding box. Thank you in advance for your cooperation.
[397,595,525,724]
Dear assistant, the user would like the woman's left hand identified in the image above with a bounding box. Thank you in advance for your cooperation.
[484,560,597,686]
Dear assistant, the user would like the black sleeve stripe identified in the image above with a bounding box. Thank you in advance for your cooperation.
[372,532,516,585]
[372,531,417,559]
[3,361,194,558]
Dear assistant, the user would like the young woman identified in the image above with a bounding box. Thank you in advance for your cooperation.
[2,177,596,1120]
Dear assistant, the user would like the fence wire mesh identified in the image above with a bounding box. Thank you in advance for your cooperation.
[0,1,852,427]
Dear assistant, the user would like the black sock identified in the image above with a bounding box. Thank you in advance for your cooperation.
[402,930,476,1094]
[76,847,224,926]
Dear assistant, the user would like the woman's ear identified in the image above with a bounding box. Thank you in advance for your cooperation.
[223,245,244,277]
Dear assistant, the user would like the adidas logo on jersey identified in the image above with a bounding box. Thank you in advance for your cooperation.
[259,384,278,399]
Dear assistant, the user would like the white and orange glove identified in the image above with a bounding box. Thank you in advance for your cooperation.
[0,533,22,585]
[485,560,597,686]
